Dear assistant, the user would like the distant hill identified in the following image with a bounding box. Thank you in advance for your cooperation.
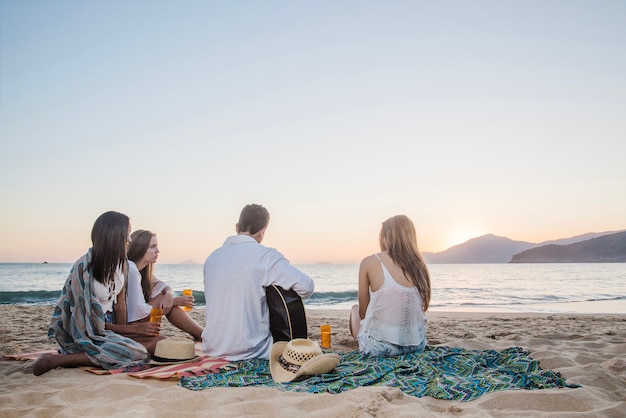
[422,234,536,264]
[510,231,626,263]
[179,259,200,265]
[536,231,623,246]
[421,230,624,264]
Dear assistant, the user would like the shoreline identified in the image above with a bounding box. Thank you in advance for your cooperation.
[1,305,625,416]
[3,300,626,316]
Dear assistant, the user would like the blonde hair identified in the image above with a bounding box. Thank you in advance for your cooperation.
[379,215,431,311]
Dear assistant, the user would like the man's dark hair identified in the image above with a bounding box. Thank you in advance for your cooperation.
[237,204,270,235]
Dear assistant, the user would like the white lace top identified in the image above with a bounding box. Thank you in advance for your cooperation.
[91,265,125,313]
[358,254,427,346]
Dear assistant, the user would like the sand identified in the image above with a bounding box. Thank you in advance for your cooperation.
[1,305,625,417]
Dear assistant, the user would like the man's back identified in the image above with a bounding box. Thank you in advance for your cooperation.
[202,235,314,360]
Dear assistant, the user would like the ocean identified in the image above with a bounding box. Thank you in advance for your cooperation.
[1,262,625,314]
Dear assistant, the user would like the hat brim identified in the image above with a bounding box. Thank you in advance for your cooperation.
[296,353,341,378]
[270,342,341,383]
[149,355,200,366]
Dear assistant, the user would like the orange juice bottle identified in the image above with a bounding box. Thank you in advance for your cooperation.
[320,324,331,348]
[182,289,193,312]
[149,307,163,323]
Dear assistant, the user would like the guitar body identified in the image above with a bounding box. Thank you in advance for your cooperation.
[266,285,308,342]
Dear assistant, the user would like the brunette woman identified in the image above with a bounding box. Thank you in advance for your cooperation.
[126,230,203,341]
[33,211,160,375]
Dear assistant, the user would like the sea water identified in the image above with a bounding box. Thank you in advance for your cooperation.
[0,262,624,314]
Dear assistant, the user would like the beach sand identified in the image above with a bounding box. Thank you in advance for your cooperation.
[1,305,625,417]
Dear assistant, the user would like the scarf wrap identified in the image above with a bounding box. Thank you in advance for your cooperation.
[48,250,149,369]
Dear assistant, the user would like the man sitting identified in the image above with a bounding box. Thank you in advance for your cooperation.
[202,204,314,360]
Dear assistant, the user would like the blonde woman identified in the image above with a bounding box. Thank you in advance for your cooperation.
[349,215,430,357]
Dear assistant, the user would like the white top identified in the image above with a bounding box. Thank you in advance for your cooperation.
[126,260,168,322]
[92,265,125,313]
[202,235,315,360]
[358,254,427,346]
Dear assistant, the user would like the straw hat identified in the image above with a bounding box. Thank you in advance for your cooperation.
[150,337,199,365]
[269,339,341,383]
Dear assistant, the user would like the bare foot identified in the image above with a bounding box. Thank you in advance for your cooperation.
[31,353,57,376]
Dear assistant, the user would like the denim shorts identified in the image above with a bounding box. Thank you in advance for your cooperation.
[104,311,115,324]
[358,333,426,357]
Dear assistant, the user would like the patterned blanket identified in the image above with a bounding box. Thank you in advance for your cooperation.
[179,346,580,401]
[4,343,231,380]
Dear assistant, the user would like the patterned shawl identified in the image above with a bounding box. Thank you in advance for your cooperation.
[48,249,149,369]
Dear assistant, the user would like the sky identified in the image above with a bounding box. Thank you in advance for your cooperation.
[1,0,625,264]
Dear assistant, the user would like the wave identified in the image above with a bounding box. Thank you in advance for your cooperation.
[0,290,359,307]
[305,290,357,306]
[431,295,626,308]
[2,289,622,311]
[0,291,61,305]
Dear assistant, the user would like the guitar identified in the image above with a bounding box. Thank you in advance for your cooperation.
[266,285,308,342]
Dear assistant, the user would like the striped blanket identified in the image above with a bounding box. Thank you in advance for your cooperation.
[4,343,231,380]
[179,346,580,401]
[84,355,230,379]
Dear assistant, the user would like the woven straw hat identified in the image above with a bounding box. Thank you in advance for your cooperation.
[269,339,341,383]
[150,337,199,365]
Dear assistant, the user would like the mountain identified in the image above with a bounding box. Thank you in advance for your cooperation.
[536,231,623,247]
[421,230,624,264]
[510,231,626,263]
[179,259,200,265]
[422,234,536,264]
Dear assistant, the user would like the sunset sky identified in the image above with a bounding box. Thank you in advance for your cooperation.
[1,1,624,264]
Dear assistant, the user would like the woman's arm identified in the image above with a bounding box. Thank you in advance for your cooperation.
[108,285,160,336]
[357,257,373,319]
[113,285,128,325]
[106,320,160,337]
[158,286,175,312]
[151,287,192,313]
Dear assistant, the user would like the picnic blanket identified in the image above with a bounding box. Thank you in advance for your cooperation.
[3,343,231,380]
[3,349,57,362]
[84,355,230,379]
[179,346,580,401]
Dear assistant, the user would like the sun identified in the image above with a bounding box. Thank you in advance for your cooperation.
[445,227,485,249]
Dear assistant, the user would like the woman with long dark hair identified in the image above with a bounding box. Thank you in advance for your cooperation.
[349,215,430,357]
[126,230,203,341]
[33,211,161,375]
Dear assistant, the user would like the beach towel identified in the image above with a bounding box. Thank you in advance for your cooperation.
[179,346,580,401]
[2,349,57,361]
[48,250,149,370]
[81,355,230,379]
[82,343,232,379]
[3,343,231,380]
